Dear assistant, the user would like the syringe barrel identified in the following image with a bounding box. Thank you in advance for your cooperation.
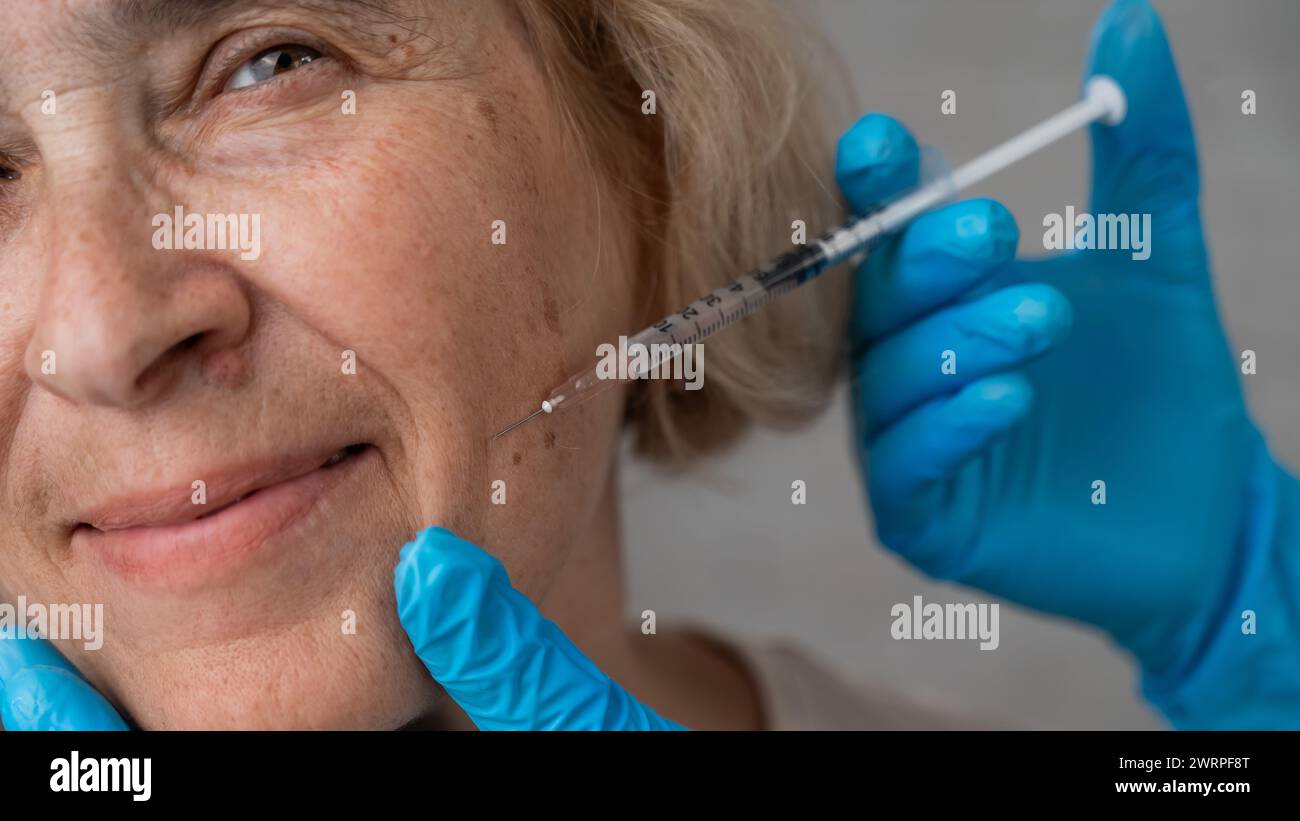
[544,243,833,413]
[543,156,961,415]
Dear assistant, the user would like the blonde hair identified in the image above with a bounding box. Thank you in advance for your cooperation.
[517,0,855,464]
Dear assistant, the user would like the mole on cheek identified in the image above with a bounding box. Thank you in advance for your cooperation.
[542,295,561,335]
[512,452,522,465]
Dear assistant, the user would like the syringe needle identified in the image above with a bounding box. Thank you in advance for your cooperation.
[492,406,545,440]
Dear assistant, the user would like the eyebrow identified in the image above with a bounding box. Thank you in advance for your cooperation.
[110,0,248,34]
[100,0,405,39]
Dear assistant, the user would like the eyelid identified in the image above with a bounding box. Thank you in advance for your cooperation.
[0,146,35,178]
[0,139,39,167]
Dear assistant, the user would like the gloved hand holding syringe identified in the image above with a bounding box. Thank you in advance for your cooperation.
[494,76,1127,440]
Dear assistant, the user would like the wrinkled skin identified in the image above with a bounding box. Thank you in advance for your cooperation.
[0,0,688,729]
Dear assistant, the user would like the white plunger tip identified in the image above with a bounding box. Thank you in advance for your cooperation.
[1086,75,1127,126]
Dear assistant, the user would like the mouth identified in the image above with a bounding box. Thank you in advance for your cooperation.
[72,443,374,586]
[189,444,367,522]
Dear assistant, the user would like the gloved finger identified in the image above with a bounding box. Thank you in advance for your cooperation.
[1084,0,1202,252]
[835,113,919,214]
[852,198,1020,348]
[867,373,1034,573]
[395,526,684,731]
[0,635,128,731]
[856,283,1070,435]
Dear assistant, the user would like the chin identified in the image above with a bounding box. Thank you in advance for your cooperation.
[84,600,439,730]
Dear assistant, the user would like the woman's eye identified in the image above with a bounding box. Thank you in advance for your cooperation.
[223,44,322,93]
[0,165,19,182]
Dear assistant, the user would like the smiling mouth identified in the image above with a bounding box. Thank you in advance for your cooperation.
[72,443,375,587]
[78,443,370,533]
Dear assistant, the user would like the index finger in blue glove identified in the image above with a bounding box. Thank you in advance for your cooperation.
[852,198,1021,348]
[395,526,684,731]
[0,635,128,731]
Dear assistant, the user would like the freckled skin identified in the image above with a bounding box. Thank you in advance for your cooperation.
[0,0,646,729]
[200,348,253,391]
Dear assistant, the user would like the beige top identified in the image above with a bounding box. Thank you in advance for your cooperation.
[721,633,989,730]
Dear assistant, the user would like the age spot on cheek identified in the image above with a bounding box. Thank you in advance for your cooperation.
[512,452,521,465]
[544,431,556,450]
[476,99,499,138]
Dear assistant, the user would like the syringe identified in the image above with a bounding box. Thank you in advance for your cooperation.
[493,76,1127,440]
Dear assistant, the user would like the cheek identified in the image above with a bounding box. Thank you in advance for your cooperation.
[247,95,621,417]
[221,89,634,599]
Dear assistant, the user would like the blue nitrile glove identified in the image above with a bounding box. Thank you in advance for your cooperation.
[0,633,128,730]
[841,0,1300,729]
[395,526,683,730]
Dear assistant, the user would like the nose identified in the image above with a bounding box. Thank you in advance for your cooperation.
[24,154,252,409]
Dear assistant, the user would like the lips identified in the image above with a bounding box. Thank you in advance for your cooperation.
[71,444,372,585]
[78,444,367,531]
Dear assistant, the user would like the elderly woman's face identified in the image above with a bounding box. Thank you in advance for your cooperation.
[0,0,636,727]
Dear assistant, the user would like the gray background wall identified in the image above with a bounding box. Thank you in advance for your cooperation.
[623,0,1299,728]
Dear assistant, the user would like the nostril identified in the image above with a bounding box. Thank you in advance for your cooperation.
[129,332,207,398]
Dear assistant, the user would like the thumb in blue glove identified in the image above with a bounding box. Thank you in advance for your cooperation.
[0,631,128,731]
[395,526,685,731]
